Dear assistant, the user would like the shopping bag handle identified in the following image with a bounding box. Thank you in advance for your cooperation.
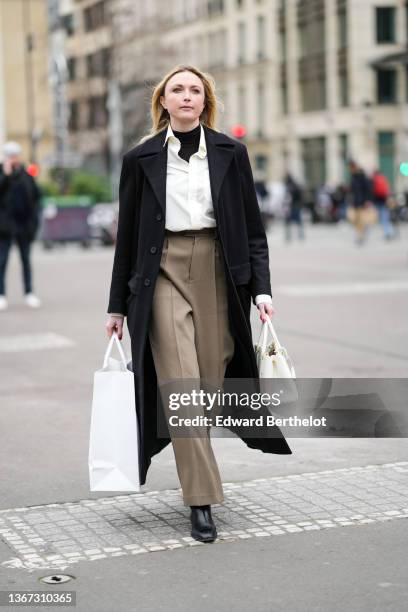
[103,332,128,369]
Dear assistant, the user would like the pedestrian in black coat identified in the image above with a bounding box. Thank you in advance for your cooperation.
[0,141,42,310]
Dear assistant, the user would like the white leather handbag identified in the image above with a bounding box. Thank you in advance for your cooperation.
[254,314,298,407]
[255,314,296,378]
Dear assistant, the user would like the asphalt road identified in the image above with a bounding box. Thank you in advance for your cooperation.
[0,220,407,611]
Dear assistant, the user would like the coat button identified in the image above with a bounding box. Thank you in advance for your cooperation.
[144,278,151,286]
[156,213,162,221]
[150,246,157,254]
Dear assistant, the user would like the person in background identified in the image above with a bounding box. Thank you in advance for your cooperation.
[348,160,372,246]
[254,171,272,231]
[315,183,333,223]
[0,141,42,311]
[372,169,395,241]
[331,184,348,221]
[284,173,305,241]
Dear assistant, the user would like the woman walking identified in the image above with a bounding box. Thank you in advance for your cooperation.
[105,65,292,543]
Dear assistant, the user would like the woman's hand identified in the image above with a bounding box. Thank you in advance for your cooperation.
[106,315,124,340]
[257,302,275,323]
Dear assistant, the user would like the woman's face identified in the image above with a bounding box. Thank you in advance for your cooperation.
[160,71,205,127]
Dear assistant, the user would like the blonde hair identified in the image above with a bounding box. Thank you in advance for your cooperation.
[137,65,223,145]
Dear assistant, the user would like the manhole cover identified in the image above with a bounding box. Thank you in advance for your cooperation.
[39,575,75,584]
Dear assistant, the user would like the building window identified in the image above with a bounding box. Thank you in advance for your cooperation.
[338,133,349,182]
[84,1,106,32]
[237,22,246,64]
[378,131,395,188]
[337,8,347,48]
[301,136,326,189]
[298,1,325,56]
[61,13,74,36]
[280,22,286,62]
[279,1,288,114]
[255,154,268,172]
[299,65,327,111]
[376,68,397,103]
[339,70,348,106]
[281,78,288,115]
[68,101,79,131]
[207,0,224,16]
[256,15,266,60]
[406,0,408,41]
[297,0,326,111]
[88,96,107,128]
[67,57,76,81]
[86,48,111,78]
[337,2,348,107]
[376,7,396,43]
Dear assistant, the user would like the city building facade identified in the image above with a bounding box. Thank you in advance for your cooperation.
[61,0,113,175]
[278,0,408,192]
[0,0,54,173]
[60,0,408,192]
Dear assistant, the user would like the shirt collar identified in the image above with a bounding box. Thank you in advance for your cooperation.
[163,122,207,159]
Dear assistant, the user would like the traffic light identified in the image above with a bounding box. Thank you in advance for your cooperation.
[399,162,408,177]
[27,163,39,177]
[231,124,246,139]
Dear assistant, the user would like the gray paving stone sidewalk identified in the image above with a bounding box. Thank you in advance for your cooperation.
[1,461,408,573]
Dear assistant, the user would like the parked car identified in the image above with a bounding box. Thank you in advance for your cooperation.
[87,202,118,246]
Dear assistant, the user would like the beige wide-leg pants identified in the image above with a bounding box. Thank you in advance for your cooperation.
[148,227,235,506]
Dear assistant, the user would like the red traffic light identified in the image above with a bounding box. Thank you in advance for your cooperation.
[27,163,39,177]
[231,124,246,139]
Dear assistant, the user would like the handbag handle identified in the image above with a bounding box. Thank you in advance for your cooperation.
[257,313,283,353]
[103,332,128,369]
[263,314,283,350]
[257,320,271,354]
[257,315,296,376]
[265,315,296,376]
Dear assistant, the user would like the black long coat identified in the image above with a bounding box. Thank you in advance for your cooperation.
[107,124,292,485]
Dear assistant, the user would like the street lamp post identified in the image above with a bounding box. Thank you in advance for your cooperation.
[22,0,39,163]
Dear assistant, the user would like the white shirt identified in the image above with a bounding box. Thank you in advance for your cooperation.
[163,122,216,230]
[108,123,271,316]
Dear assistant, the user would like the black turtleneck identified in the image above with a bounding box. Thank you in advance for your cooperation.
[172,123,201,163]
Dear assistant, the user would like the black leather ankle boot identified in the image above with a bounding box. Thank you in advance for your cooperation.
[190,504,217,543]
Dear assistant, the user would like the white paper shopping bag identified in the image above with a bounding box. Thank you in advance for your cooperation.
[88,332,140,492]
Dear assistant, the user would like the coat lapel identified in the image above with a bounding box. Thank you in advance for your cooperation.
[135,124,236,217]
[205,126,236,215]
